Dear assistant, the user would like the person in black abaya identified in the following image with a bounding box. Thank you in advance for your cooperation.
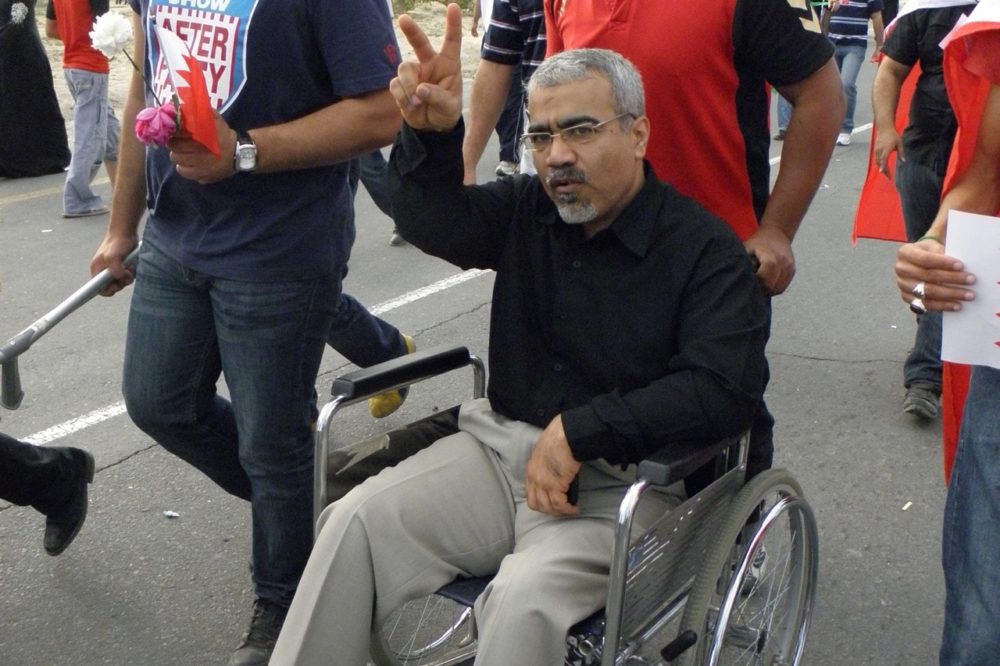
[0,0,70,178]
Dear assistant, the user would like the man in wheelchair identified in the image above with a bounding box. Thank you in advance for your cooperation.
[271,7,769,664]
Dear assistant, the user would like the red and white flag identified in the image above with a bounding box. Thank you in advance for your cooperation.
[153,22,220,156]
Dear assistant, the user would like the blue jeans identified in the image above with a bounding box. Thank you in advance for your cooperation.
[122,241,336,606]
[940,366,1000,664]
[777,94,792,132]
[897,158,944,390]
[328,291,407,367]
[833,42,867,133]
[62,69,120,214]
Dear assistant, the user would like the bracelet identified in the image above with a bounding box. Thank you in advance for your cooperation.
[917,234,943,244]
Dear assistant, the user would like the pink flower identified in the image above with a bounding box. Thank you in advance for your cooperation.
[134,102,178,147]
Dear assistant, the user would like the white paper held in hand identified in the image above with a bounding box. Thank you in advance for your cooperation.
[941,210,1000,370]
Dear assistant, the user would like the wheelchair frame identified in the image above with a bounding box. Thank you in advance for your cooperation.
[314,345,819,665]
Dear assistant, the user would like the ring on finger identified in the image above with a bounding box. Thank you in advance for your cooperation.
[912,281,926,298]
[910,297,927,315]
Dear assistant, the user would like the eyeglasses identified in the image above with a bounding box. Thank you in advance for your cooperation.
[519,113,635,152]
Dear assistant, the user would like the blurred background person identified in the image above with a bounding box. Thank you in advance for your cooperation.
[873,0,978,419]
[823,0,885,146]
[0,0,71,178]
[45,0,120,217]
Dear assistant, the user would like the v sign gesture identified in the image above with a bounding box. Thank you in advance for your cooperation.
[391,3,464,132]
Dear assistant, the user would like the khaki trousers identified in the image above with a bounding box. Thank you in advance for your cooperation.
[271,399,678,665]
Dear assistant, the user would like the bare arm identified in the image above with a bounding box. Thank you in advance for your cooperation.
[90,12,148,294]
[750,59,844,295]
[250,91,400,174]
[45,19,60,40]
[895,84,1000,311]
[872,56,911,175]
[170,88,400,185]
[462,60,516,183]
[872,11,885,51]
[927,85,1000,237]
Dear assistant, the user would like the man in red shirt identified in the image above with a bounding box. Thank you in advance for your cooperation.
[46,0,120,218]
[545,0,844,480]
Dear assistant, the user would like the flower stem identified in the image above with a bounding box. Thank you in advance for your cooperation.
[121,49,161,106]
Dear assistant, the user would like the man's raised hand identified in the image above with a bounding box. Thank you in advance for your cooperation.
[391,3,464,132]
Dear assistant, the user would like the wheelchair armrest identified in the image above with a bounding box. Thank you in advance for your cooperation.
[636,435,741,487]
[330,344,477,401]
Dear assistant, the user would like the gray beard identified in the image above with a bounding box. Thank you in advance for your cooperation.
[547,167,595,224]
[555,195,598,225]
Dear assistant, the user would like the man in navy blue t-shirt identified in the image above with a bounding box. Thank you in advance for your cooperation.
[89,1,402,664]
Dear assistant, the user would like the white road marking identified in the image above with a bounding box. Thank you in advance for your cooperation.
[21,269,490,445]
[23,403,129,446]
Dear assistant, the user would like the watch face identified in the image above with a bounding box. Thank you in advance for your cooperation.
[237,145,256,171]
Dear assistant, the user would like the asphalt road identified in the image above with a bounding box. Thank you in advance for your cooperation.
[0,58,947,665]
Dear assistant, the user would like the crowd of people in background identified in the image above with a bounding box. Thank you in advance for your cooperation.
[1,0,998,663]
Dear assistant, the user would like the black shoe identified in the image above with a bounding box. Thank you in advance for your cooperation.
[43,448,95,556]
[228,598,288,666]
[903,382,940,420]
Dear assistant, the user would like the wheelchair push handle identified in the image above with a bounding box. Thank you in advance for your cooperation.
[330,344,481,402]
[0,244,142,411]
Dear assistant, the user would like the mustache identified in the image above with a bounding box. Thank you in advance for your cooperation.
[545,167,587,187]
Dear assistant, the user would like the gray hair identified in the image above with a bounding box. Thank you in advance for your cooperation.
[527,48,645,121]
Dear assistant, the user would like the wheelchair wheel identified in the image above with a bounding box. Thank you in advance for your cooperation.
[369,594,477,666]
[678,469,819,666]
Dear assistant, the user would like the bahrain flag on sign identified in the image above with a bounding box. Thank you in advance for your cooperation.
[153,23,220,157]
[938,0,1000,481]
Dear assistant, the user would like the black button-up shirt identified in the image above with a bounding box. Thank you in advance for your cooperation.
[389,122,768,466]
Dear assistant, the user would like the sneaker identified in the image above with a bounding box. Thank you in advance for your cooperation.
[368,335,417,418]
[389,226,407,247]
[773,129,787,141]
[495,160,518,179]
[44,448,95,556]
[63,206,109,218]
[903,383,940,420]
[836,132,852,146]
[228,598,287,666]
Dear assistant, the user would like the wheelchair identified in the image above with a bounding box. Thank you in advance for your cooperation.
[314,345,819,666]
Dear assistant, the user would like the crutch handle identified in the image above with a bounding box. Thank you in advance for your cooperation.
[0,244,141,411]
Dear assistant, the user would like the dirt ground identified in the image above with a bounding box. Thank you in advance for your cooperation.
[38,1,483,141]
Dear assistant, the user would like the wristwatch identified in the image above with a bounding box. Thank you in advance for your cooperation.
[233,131,257,173]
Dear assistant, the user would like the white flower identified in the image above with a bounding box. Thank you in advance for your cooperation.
[89,11,132,60]
[10,2,28,24]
